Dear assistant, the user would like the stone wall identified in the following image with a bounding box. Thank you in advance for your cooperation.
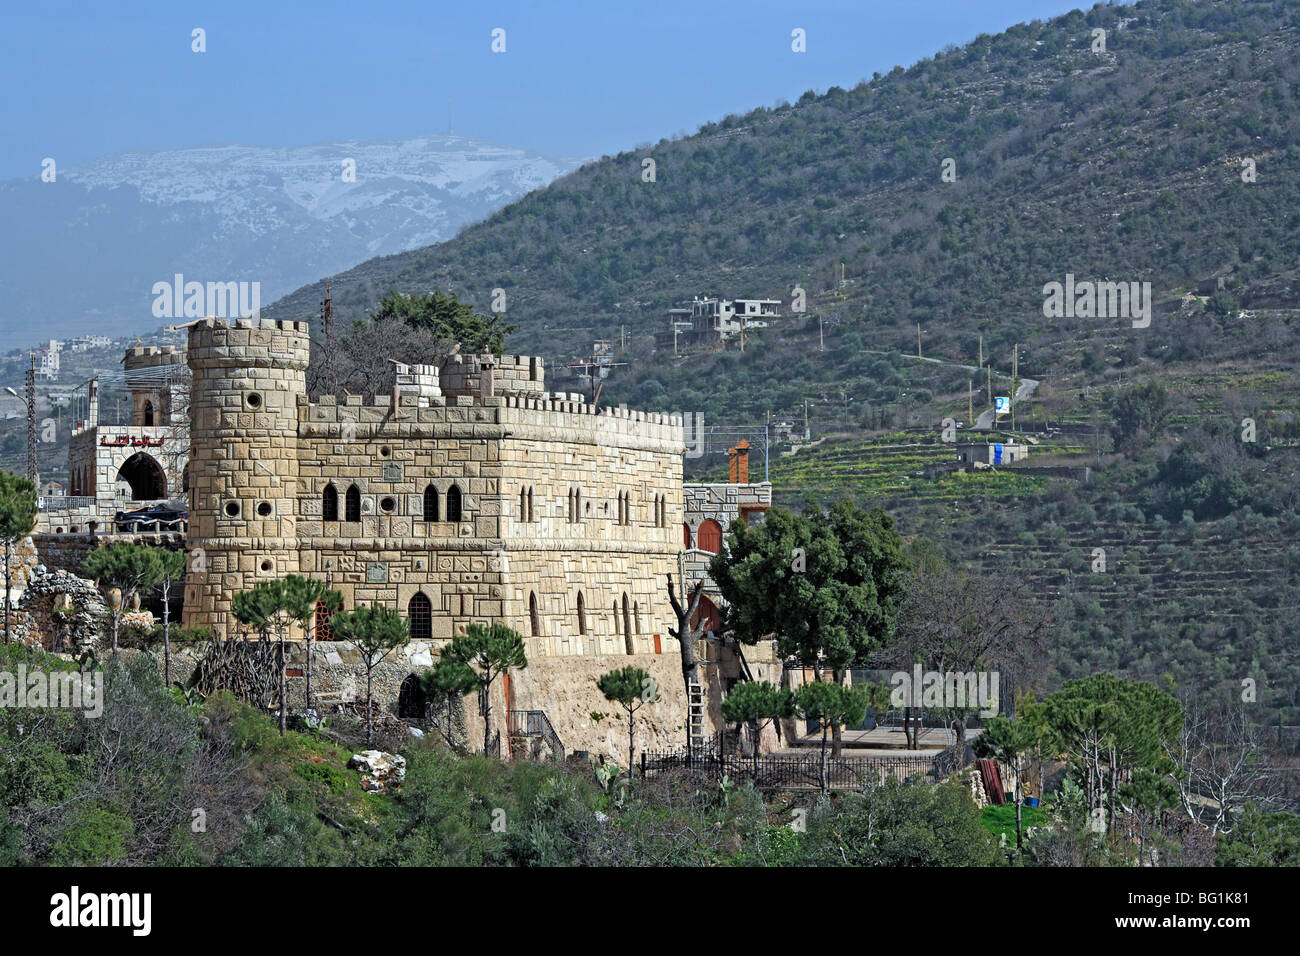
[156,636,706,763]
[183,317,686,653]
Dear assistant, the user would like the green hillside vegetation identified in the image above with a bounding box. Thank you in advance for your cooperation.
[266,0,1300,421]
[265,0,1300,720]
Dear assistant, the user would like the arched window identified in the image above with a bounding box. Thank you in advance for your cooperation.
[423,484,439,521]
[345,484,361,522]
[622,594,633,655]
[142,400,154,427]
[568,488,576,523]
[408,592,432,642]
[576,592,587,635]
[697,519,723,554]
[527,487,534,522]
[315,598,336,641]
[322,484,338,521]
[529,592,540,637]
[633,601,640,634]
[446,484,463,522]
[683,523,693,548]
[519,487,527,522]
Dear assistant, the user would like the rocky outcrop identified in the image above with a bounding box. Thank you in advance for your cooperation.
[348,750,407,792]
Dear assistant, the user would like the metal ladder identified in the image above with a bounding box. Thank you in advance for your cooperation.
[687,680,706,752]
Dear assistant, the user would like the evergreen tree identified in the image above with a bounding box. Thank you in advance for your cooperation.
[720,679,794,776]
[443,623,527,755]
[330,603,411,746]
[232,579,297,735]
[421,655,478,747]
[597,665,660,773]
[82,541,167,654]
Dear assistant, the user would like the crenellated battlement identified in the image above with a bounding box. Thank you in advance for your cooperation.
[440,351,545,399]
[187,316,311,373]
[298,386,683,450]
[124,344,185,371]
[191,316,311,333]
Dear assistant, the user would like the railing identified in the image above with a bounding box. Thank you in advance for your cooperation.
[507,709,564,760]
[640,744,975,790]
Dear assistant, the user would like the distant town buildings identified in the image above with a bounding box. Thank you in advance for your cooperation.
[68,335,114,352]
[35,348,60,381]
[656,295,783,354]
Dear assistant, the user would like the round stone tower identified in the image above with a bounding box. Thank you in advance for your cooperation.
[183,318,309,637]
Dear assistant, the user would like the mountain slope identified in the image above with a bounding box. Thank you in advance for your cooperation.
[266,0,1300,417]
[0,135,581,348]
[260,0,1300,719]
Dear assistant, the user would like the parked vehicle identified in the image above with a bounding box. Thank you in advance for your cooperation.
[114,504,187,531]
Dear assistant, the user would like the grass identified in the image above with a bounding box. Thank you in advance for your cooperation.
[981,803,1048,841]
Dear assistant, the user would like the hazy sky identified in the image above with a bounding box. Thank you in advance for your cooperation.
[1,0,1087,179]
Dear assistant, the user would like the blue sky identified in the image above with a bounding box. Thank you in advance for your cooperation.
[1,0,1090,179]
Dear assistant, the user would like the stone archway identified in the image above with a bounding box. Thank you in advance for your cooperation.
[397,674,429,719]
[116,452,167,501]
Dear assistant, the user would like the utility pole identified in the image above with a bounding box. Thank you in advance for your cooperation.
[321,281,335,393]
[803,400,810,441]
[986,364,993,418]
[1011,343,1018,432]
[25,359,37,488]
[764,410,770,482]
[917,323,922,358]
[968,379,973,427]
[818,314,824,351]
[620,324,625,350]
[978,334,983,369]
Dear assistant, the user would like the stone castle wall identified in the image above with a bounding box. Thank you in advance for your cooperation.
[183,319,684,650]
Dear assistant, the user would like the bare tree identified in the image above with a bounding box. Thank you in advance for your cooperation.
[1166,690,1287,836]
[308,319,455,400]
[666,573,709,694]
[880,567,1053,750]
[666,574,712,750]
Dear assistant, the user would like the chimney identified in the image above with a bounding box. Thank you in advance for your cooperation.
[735,440,750,483]
[727,446,738,483]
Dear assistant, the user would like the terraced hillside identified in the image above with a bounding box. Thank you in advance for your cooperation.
[707,428,1300,724]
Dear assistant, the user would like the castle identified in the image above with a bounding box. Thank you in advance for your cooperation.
[32,317,773,760]
[182,315,688,653]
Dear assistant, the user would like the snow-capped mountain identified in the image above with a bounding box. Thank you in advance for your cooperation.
[0,135,583,349]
